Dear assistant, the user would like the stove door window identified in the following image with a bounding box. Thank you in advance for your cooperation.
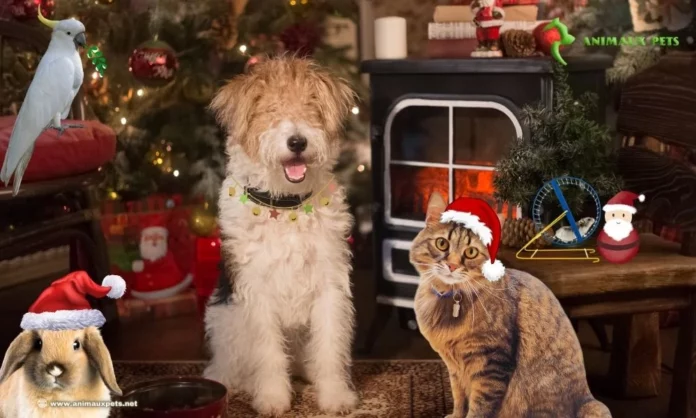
[385,98,523,228]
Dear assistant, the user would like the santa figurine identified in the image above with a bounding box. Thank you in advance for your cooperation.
[131,219,193,300]
[597,191,645,264]
[471,0,505,57]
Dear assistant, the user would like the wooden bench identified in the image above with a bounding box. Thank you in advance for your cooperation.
[501,233,696,418]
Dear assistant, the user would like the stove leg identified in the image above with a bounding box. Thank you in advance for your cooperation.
[357,303,393,355]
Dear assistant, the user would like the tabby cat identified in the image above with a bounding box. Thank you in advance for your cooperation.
[410,193,611,418]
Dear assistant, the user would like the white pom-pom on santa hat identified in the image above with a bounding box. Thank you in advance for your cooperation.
[103,275,126,299]
[440,197,505,282]
[20,271,128,331]
[482,259,505,282]
[638,194,645,202]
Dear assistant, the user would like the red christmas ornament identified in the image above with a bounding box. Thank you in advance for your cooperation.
[128,40,179,87]
[280,23,321,57]
[533,21,562,56]
[9,0,55,21]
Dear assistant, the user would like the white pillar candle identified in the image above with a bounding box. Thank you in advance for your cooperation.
[374,17,407,59]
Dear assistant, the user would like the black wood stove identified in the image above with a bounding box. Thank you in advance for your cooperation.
[359,56,612,346]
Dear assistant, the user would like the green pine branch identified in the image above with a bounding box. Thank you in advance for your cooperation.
[493,64,622,216]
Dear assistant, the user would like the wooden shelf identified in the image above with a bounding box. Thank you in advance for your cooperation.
[361,55,614,75]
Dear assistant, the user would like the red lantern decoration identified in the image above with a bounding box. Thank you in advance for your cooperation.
[9,0,55,21]
[128,40,179,87]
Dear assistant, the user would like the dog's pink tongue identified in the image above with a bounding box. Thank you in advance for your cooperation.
[284,162,307,181]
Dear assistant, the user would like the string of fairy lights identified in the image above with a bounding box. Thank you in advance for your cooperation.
[92,0,368,202]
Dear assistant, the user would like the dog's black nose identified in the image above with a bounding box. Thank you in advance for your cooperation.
[46,362,65,377]
[287,135,307,153]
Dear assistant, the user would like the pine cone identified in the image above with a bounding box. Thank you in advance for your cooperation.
[501,30,536,58]
[501,217,549,249]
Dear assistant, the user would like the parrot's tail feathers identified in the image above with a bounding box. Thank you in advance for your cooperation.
[11,144,35,196]
[0,154,11,186]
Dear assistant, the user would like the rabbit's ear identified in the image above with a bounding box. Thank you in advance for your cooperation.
[84,327,122,396]
[0,331,33,384]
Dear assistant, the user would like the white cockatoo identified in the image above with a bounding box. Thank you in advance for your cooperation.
[0,7,86,196]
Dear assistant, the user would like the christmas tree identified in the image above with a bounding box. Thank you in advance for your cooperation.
[40,0,368,205]
[493,65,622,216]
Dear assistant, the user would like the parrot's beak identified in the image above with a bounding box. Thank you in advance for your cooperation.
[74,32,86,49]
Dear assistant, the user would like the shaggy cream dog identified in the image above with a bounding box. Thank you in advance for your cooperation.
[204,57,358,416]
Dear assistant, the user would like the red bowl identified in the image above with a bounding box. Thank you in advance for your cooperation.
[119,377,227,417]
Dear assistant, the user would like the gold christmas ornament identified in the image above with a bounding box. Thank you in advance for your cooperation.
[189,205,217,236]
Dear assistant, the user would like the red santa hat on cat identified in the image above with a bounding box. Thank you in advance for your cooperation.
[440,197,505,282]
[20,271,126,331]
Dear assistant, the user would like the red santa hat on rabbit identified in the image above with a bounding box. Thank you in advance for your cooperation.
[440,197,505,282]
[20,271,126,331]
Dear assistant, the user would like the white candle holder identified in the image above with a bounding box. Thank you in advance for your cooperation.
[374,17,407,59]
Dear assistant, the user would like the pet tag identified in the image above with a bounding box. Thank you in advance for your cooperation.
[452,292,462,318]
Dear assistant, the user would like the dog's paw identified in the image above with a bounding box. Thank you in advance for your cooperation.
[316,382,358,414]
[252,383,292,417]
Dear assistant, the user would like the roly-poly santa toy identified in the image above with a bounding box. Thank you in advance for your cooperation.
[131,217,193,300]
[470,0,505,57]
[597,191,645,264]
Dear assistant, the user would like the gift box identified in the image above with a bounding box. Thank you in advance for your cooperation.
[116,288,198,323]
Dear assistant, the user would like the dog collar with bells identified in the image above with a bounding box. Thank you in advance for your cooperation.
[228,177,336,222]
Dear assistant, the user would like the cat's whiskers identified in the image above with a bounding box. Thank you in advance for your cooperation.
[475,281,511,304]
[465,280,492,321]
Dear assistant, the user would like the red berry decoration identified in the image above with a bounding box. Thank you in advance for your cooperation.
[9,0,55,21]
[280,23,321,57]
[533,21,561,56]
[128,40,179,87]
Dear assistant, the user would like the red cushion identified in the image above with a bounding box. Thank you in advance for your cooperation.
[0,116,116,183]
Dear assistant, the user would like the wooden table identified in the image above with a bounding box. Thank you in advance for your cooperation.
[500,234,696,418]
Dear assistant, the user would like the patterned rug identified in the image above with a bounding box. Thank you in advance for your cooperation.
[113,360,452,418]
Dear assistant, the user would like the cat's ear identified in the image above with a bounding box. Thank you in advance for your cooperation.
[426,192,447,225]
